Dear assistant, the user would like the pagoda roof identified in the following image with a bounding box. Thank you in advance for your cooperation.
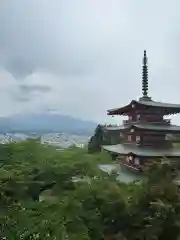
[108,51,180,116]
[133,123,180,132]
[107,100,180,115]
[105,125,125,131]
[102,144,180,157]
[105,123,180,133]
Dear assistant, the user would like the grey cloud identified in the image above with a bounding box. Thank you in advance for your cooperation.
[10,82,52,103]
[0,0,101,78]
[13,95,31,102]
[0,0,180,122]
[19,84,52,93]
[4,58,35,79]
[12,84,52,103]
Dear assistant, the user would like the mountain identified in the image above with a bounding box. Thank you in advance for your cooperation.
[0,113,97,135]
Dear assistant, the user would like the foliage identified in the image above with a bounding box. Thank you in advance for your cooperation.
[88,124,104,153]
[0,140,180,239]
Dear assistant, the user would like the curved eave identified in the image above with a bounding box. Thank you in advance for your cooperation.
[133,125,180,133]
[102,144,180,157]
[107,99,180,115]
[102,145,127,155]
[105,125,125,131]
[118,124,180,133]
[137,101,180,115]
[107,101,135,116]
[166,110,180,115]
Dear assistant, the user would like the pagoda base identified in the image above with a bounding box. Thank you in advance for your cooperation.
[116,155,180,174]
[122,162,141,172]
[116,156,142,172]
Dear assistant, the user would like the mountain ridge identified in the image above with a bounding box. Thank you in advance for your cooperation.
[0,113,97,135]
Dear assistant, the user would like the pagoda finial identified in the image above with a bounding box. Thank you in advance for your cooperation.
[142,50,148,97]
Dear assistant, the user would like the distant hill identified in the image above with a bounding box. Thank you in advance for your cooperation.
[0,113,97,135]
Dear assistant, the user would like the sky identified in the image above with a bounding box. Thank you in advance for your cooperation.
[0,0,180,124]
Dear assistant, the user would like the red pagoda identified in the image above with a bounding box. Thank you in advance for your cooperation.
[102,50,180,171]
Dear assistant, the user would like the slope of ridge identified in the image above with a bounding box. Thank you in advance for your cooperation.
[0,113,97,135]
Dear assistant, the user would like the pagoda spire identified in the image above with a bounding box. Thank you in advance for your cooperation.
[142,50,148,97]
[139,50,151,101]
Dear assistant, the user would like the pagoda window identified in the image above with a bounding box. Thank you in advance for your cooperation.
[165,134,171,140]
[120,132,123,137]
[136,135,140,142]
[137,114,140,121]
[129,156,133,164]
[142,134,166,146]
[128,135,132,141]
[134,157,140,166]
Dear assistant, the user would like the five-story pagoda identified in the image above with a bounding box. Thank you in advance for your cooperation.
[102,50,180,171]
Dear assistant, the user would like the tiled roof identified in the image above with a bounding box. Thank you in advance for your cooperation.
[104,123,180,132]
[138,100,180,108]
[133,123,180,132]
[102,144,180,157]
[107,100,180,115]
[105,125,125,131]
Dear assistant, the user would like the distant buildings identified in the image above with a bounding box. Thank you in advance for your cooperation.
[0,132,89,149]
[41,133,89,148]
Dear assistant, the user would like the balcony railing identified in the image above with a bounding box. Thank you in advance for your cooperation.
[105,124,119,127]
[122,118,171,126]
[163,119,171,124]
[123,120,129,125]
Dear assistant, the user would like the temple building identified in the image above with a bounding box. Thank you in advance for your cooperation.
[88,124,123,153]
[102,50,180,171]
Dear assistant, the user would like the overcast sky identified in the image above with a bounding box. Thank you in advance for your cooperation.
[0,0,180,124]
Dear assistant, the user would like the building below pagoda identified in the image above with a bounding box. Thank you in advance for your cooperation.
[88,124,123,153]
[102,50,180,172]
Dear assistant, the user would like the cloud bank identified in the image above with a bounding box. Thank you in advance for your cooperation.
[0,0,180,123]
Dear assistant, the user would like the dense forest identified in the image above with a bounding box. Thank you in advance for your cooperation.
[0,139,180,239]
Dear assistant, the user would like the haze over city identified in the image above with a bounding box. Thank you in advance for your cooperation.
[0,0,180,124]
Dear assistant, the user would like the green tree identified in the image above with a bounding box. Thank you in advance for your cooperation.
[1,140,180,239]
[88,125,104,153]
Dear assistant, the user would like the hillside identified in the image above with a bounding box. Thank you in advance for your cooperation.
[0,113,97,135]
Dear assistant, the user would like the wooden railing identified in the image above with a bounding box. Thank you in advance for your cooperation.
[163,119,171,124]
[123,120,129,125]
